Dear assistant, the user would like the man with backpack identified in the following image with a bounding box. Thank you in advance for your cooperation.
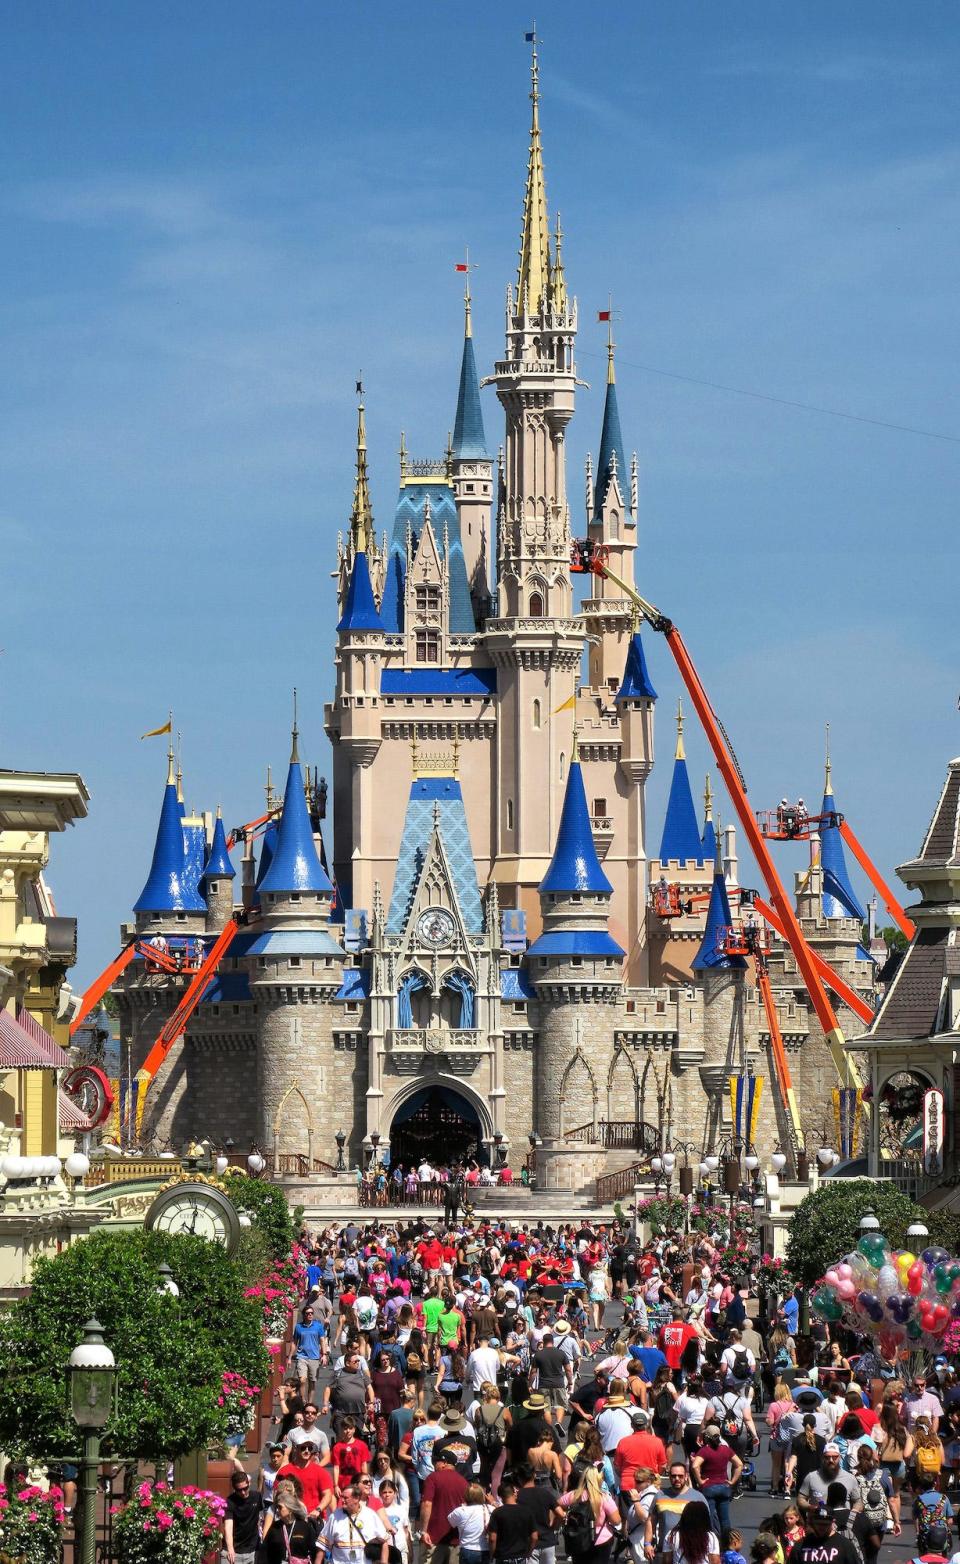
[710,1385,759,1459]
[719,1330,756,1393]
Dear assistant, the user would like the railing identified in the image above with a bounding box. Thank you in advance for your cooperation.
[565,1120,660,1152]
[879,1157,943,1199]
[387,1028,481,1052]
[596,1159,651,1206]
[276,1154,340,1177]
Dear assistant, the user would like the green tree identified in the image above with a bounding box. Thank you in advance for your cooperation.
[0,1229,269,1462]
[786,1179,920,1286]
[221,1170,295,1262]
[881,926,909,953]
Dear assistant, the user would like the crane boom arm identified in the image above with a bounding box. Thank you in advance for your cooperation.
[754,961,804,1147]
[69,944,137,1036]
[584,555,862,1095]
[752,895,875,1027]
[837,818,915,942]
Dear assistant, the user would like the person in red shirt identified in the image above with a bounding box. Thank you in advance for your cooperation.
[419,1448,469,1557]
[613,1410,669,1492]
[658,1309,700,1379]
[275,1441,335,1519]
[331,1418,372,1494]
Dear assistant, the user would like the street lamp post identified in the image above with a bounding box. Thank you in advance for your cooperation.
[68,1318,117,1564]
[335,1128,346,1174]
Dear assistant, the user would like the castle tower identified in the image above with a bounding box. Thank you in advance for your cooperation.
[201,807,236,933]
[614,627,657,982]
[450,277,493,627]
[701,776,717,863]
[648,702,713,984]
[526,752,624,1187]
[692,844,748,1151]
[132,744,207,938]
[819,747,866,922]
[583,325,638,691]
[245,725,345,1168]
[487,42,586,925]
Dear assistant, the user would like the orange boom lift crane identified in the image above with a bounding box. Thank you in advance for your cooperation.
[757,804,914,942]
[571,541,866,1153]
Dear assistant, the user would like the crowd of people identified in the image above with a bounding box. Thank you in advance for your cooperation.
[357,1163,521,1210]
[218,1213,960,1564]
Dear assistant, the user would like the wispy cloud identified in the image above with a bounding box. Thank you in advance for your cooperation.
[707,46,940,85]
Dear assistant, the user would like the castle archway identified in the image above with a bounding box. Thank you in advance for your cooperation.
[386,1077,491,1170]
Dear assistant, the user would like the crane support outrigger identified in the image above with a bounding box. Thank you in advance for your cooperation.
[571,541,866,1154]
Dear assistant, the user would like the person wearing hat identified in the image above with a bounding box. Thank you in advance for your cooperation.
[784,1501,862,1564]
[614,1409,669,1494]
[597,1390,634,1454]
[432,1406,479,1479]
[797,1445,861,1519]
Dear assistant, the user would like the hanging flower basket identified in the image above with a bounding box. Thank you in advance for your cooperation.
[113,1480,227,1564]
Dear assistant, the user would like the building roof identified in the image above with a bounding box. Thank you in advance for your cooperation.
[202,813,236,880]
[821,771,866,921]
[0,769,89,832]
[0,1007,71,1069]
[692,871,746,971]
[181,817,207,905]
[387,775,483,937]
[615,631,657,702]
[658,751,705,866]
[133,764,206,914]
[337,548,385,634]
[903,756,960,869]
[517,41,550,314]
[869,927,951,1040]
[540,760,613,896]
[501,966,536,1001]
[452,313,488,459]
[230,928,344,958]
[199,969,250,1004]
[526,929,625,958]
[379,482,475,634]
[381,667,497,697]
[594,342,631,523]
[257,753,333,897]
[335,967,372,1002]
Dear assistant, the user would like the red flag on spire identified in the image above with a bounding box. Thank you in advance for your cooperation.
[455,263,469,273]
[597,310,611,321]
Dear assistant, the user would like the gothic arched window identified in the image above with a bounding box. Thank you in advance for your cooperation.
[532,699,542,729]
[528,591,544,618]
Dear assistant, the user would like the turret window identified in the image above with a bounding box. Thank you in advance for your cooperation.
[507,798,514,831]
[532,699,542,729]
[529,591,544,617]
[593,798,607,816]
[414,584,441,614]
[560,752,566,781]
[415,629,440,662]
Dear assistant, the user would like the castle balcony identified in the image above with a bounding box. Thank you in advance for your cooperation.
[385,1027,485,1075]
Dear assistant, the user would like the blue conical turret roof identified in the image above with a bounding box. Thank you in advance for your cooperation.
[820,766,865,921]
[258,743,333,897]
[616,631,658,701]
[202,812,236,881]
[594,343,630,523]
[658,709,704,865]
[692,869,746,971]
[134,760,206,914]
[337,548,385,634]
[452,303,487,459]
[540,760,613,895]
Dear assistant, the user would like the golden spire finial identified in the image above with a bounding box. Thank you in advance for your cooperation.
[176,729,184,803]
[825,721,832,792]
[572,721,581,764]
[350,379,374,554]
[291,687,300,764]
[675,698,685,761]
[704,773,713,821]
[166,732,176,787]
[216,802,222,819]
[517,31,551,315]
[606,296,616,385]
[551,211,567,315]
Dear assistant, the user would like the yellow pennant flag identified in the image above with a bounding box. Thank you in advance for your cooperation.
[140,719,172,740]
[553,695,576,714]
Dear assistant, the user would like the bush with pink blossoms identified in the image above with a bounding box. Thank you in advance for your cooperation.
[0,1481,65,1564]
[113,1480,226,1564]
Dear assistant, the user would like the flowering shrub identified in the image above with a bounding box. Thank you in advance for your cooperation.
[758,1254,796,1296]
[245,1249,304,1339]
[113,1480,226,1564]
[635,1195,688,1234]
[0,1482,65,1564]
[218,1370,260,1436]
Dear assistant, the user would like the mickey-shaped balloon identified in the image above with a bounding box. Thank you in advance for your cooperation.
[921,1246,950,1271]
[857,1233,888,1269]
[885,1294,913,1324]
[907,1261,925,1297]
[811,1287,844,1321]
[857,1290,884,1322]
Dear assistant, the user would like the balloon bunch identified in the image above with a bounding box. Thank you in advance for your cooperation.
[811,1233,960,1357]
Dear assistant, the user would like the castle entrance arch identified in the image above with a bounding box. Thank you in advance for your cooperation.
[388,1084,485,1170]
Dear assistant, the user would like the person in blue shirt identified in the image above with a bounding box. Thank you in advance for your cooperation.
[290,1305,327,1397]
[781,1292,800,1337]
[629,1333,669,1384]
[306,1257,323,1294]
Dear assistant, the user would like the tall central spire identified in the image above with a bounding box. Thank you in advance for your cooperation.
[349,383,375,555]
[517,38,551,314]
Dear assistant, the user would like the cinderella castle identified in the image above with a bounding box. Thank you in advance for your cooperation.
[109,49,877,1191]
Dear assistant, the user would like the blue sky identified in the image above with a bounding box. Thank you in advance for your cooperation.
[2,1,958,985]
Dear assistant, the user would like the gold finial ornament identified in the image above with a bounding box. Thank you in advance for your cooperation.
[675,698,685,761]
[551,212,567,315]
[291,687,300,764]
[463,247,472,338]
[606,298,616,385]
[704,773,713,820]
[350,381,375,554]
[517,33,551,314]
[166,734,176,787]
[825,721,832,792]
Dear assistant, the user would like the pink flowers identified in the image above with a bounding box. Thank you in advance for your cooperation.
[114,1480,226,1561]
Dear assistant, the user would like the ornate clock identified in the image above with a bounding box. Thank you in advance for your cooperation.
[145,1181,242,1256]
[416,908,456,946]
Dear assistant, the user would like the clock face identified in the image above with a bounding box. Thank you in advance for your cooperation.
[417,908,456,946]
[145,1182,241,1255]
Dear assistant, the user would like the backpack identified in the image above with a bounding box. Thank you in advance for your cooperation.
[475,1406,505,1456]
[773,1346,793,1371]
[655,1387,675,1424]
[730,1348,751,1381]
[564,1498,596,1556]
[718,1393,743,1445]
[917,1442,944,1479]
